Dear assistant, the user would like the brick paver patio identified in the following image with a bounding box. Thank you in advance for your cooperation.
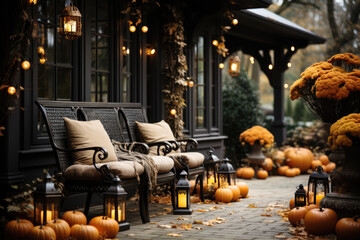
[110,174,309,240]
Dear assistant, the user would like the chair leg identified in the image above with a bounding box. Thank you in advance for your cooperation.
[84,191,92,217]
[170,179,176,210]
[192,174,200,195]
[199,174,204,202]
[138,176,150,223]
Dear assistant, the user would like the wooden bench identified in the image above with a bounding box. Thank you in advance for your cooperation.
[36,100,176,224]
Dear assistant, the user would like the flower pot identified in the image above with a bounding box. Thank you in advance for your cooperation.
[247,142,265,166]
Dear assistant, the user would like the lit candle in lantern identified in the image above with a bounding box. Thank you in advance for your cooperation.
[111,209,122,222]
[40,210,52,224]
[178,190,187,208]
[230,63,238,72]
[64,20,76,32]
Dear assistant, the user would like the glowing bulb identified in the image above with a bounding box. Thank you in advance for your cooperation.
[8,86,16,95]
[170,109,176,115]
[29,0,37,4]
[268,64,273,70]
[184,81,188,86]
[212,40,219,46]
[141,26,148,33]
[250,56,255,64]
[188,81,194,88]
[219,63,225,69]
[287,62,292,68]
[232,19,238,25]
[284,83,289,89]
[21,60,30,70]
[129,25,136,32]
[150,49,155,55]
[38,46,45,55]
[290,46,295,51]
[39,57,46,64]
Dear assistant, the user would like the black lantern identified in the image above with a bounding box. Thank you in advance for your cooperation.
[33,173,62,225]
[217,158,236,188]
[174,171,191,215]
[308,166,329,206]
[228,56,241,77]
[204,147,221,194]
[294,184,307,207]
[103,176,130,231]
[59,2,82,40]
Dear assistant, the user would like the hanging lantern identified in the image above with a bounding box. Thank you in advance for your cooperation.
[228,56,240,77]
[294,184,307,207]
[308,166,329,206]
[204,147,221,196]
[59,2,82,40]
[103,176,130,231]
[217,158,236,188]
[174,171,191,215]
[33,173,62,225]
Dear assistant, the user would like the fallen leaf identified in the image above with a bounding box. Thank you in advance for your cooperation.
[158,225,172,229]
[127,233,135,237]
[261,213,273,217]
[193,226,203,230]
[149,215,156,218]
[150,222,158,224]
[248,203,258,208]
[176,216,189,220]
[128,208,139,212]
[209,206,224,211]
[193,220,203,224]
[274,233,288,239]
[167,233,182,237]
[163,207,172,212]
[197,209,209,212]
[264,220,275,223]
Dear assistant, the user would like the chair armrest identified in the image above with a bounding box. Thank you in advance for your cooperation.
[147,141,172,155]
[176,138,198,152]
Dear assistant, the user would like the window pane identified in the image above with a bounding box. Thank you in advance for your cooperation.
[38,65,55,99]
[197,86,204,107]
[46,27,55,63]
[57,68,71,100]
[98,0,109,34]
[56,37,71,63]
[197,37,204,59]
[91,73,96,102]
[97,36,109,70]
[99,73,109,102]
[197,109,204,128]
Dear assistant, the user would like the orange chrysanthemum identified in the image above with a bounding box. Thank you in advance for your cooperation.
[328,113,360,150]
[239,125,274,146]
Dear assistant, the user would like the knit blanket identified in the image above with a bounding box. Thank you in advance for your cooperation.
[112,140,158,190]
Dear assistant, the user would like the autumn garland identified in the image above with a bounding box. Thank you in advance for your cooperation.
[290,53,360,123]
[239,125,274,147]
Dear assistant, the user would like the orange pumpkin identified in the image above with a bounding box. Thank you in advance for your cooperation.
[319,154,329,165]
[241,167,255,179]
[311,160,322,171]
[335,216,360,240]
[236,168,244,178]
[275,150,285,164]
[46,219,70,240]
[325,162,336,173]
[262,158,273,172]
[304,208,338,235]
[236,182,249,198]
[289,198,295,209]
[257,169,268,179]
[285,168,296,177]
[28,225,57,240]
[89,216,119,238]
[288,207,308,226]
[5,219,34,240]
[293,167,301,176]
[277,166,289,176]
[285,147,313,172]
[62,210,87,227]
[215,188,233,203]
[228,185,241,201]
[306,204,318,211]
[70,224,99,240]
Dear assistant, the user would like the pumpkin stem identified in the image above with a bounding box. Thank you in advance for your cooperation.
[16,218,20,223]
[40,225,43,229]
[319,207,324,212]
[73,210,76,213]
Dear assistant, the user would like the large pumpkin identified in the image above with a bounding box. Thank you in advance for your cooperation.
[28,225,57,240]
[335,216,360,240]
[215,188,233,203]
[46,219,71,240]
[228,185,241,201]
[241,167,255,179]
[62,210,87,227]
[288,207,308,226]
[311,160,322,171]
[5,219,34,240]
[236,168,244,178]
[262,158,273,172]
[236,182,249,198]
[257,169,268,179]
[70,224,99,240]
[285,147,313,172]
[89,216,119,238]
[304,208,338,235]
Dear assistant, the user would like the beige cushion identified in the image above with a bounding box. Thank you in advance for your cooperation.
[168,152,204,169]
[64,161,145,181]
[64,118,117,165]
[135,120,180,155]
[150,156,174,174]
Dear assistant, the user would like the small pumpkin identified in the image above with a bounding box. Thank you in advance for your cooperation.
[70,224,99,240]
[28,225,57,240]
[5,219,34,240]
[306,204,318,211]
[236,168,244,178]
[228,185,241,201]
[311,160,322,171]
[46,219,71,240]
[288,207,308,226]
[62,210,87,227]
[275,150,285,164]
[236,182,249,198]
[289,198,295,209]
[304,208,338,235]
[241,167,255,179]
[285,168,296,177]
[326,162,336,173]
[277,166,289,176]
[335,216,360,240]
[262,158,273,172]
[285,147,313,172]
[257,169,268,179]
[215,188,233,203]
[319,154,329,165]
[89,216,119,238]
[293,167,301,176]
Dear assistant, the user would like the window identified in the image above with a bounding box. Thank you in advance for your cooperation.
[195,36,206,129]
[121,20,133,102]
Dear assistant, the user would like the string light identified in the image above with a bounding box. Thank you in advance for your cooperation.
[188,81,194,87]
[250,56,255,64]
[170,109,177,115]
[141,26,148,33]
[29,0,37,4]
[290,46,295,51]
[268,64,273,70]
[21,60,30,70]
[38,46,45,55]
[129,25,136,32]
[284,83,289,89]
[287,62,292,68]
[219,63,225,69]
[8,86,16,95]
[39,57,47,64]
[212,40,218,46]
[232,19,238,25]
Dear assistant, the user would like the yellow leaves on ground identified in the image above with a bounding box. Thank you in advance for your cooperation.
[247,203,258,208]
[288,226,336,240]
[193,217,227,226]
[167,233,183,237]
